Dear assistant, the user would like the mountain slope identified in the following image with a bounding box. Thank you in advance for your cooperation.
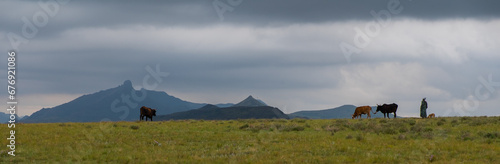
[289,105,357,119]
[289,105,399,119]
[214,103,235,108]
[156,105,289,120]
[22,80,206,123]
[157,95,287,120]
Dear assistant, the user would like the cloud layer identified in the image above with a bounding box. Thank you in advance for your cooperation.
[1,0,499,116]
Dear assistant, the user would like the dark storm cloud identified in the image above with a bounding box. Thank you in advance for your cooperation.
[228,0,500,23]
[2,0,500,36]
[0,0,217,40]
[1,0,498,46]
[57,0,500,23]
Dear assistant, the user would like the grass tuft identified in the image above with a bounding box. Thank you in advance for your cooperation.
[356,134,364,141]
[239,124,249,129]
[458,131,473,141]
[291,118,307,123]
[478,131,499,139]
[408,119,416,126]
[130,125,139,130]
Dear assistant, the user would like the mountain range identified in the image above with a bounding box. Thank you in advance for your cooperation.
[22,80,232,123]
[21,80,399,123]
[157,101,289,120]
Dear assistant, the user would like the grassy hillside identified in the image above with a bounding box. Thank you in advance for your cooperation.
[1,117,499,163]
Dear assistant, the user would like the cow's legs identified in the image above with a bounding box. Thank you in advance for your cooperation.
[394,112,397,118]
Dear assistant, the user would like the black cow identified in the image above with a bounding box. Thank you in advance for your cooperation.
[375,103,398,118]
[140,106,157,121]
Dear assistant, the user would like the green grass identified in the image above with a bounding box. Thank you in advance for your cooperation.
[1,117,499,163]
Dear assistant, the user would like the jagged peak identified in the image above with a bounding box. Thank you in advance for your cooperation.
[123,80,132,87]
[233,95,267,107]
[117,80,134,90]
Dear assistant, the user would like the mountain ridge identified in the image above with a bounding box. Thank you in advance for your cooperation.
[156,95,288,120]
[22,80,207,123]
[157,106,289,120]
[21,80,400,123]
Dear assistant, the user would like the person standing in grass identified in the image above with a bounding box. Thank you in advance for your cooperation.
[420,98,428,118]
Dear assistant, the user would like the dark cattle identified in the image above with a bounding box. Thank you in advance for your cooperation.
[352,106,372,119]
[375,103,398,118]
[140,106,157,121]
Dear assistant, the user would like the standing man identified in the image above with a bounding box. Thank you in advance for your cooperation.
[420,98,428,118]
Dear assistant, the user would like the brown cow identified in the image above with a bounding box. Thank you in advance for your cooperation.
[140,106,157,121]
[427,113,435,118]
[352,106,372,119]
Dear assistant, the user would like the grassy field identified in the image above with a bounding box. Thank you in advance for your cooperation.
[1,117,499,163]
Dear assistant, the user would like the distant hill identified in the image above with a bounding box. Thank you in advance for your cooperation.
[289,105,399,119]
[232,95,267,107]
[22,80,208,123]
[214,103,235,108]
[157,105,289,120]
[0,112,27,123]
[157,96,288,120]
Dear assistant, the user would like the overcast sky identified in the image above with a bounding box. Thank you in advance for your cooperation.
[1,0,499,117]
